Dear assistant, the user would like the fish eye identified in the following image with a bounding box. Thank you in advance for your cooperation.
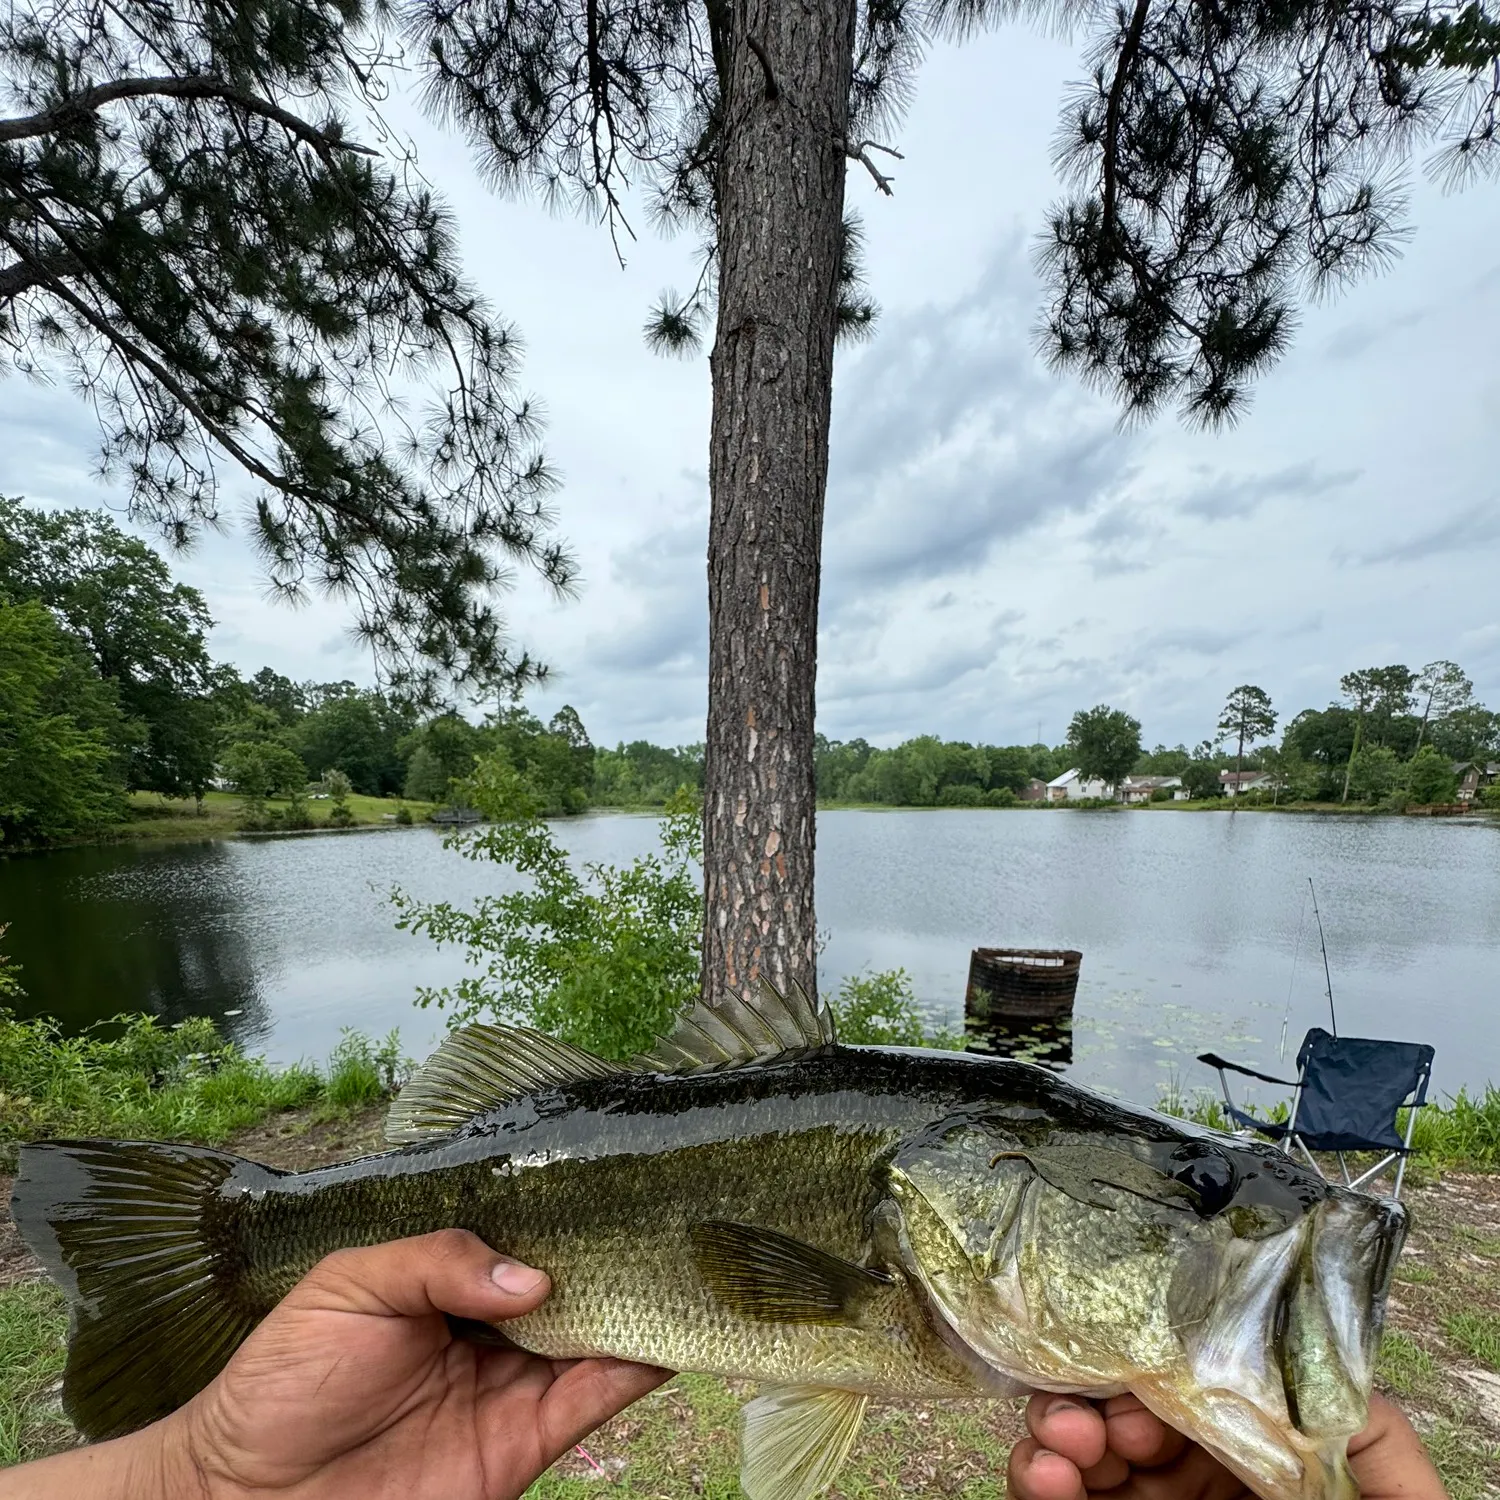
[1168,1144,1237,1217]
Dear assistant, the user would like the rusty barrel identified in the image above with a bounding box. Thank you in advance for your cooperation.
[965,947,1082,1023]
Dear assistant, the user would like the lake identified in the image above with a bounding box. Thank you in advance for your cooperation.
[3,810,1497,1107]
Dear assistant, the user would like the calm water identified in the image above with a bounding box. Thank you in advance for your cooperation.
[3,811,1497,1105]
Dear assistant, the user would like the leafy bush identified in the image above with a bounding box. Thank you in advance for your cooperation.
[1477,783,1500,810]
[984,786,1016,807]
[826,970,959,1049]
[937,783,983,807]
[0,1009,324,1168]
[392,756,703,1060]
[1403,745,1459,805]
[393,803,414,825]
[324,1028,411,1108]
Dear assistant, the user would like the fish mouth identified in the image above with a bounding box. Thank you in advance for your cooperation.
[1154,1190,1407,1500]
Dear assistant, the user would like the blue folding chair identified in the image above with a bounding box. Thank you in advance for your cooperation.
[1198,1027,1435,1199]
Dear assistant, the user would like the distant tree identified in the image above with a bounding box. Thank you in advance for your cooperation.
[220,740,307,803]
[1339,667,1415,802]
[1180,759,1224,800]
[1347,745,1403,805]
[1,5,572,705]
[0,500,214,798]
[1217,686,1278,793]
[0,600,125,843]
[293,691,413,795]
[1135,744,1192,776]
[1404,745,1460,805]
[1412,661,1474,751]
[1428,703,1500,763]
[248,669,309,727]
[1258,744,1320,805]
[323,768,355,826]
[1066,706,1143,793]
[399,712,488,803]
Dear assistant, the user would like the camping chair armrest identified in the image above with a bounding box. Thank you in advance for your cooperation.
[1197,1053,1297,1088]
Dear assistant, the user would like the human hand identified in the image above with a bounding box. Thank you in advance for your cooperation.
[1007,1390,1448,1500]
[160,1229,671,1500]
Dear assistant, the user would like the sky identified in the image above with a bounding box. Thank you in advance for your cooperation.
[5,24,1499,752]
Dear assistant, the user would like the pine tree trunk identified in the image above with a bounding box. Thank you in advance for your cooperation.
[701,0,856,1006]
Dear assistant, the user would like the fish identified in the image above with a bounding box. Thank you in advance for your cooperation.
[10,981,1404,1500]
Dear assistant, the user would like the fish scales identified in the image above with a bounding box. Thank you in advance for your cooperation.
[11,982,1407,1500]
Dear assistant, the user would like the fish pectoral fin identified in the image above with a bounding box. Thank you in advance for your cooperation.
[385,1024,635,1143]
[741,1385,868,1500]
[691,1220,892,1325]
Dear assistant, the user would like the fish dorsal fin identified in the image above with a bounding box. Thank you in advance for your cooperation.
[634,977,835,1073]
[690,1220,892,1325]
[740,1385,869,1500]
[385,1024,633,1144]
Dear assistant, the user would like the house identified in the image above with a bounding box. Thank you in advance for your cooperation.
[1220,770,1273,797]
[1017,778,1050,802]
[1121,774,1183,804]
[1456,762,1500,802]
[1046,768,1111,802]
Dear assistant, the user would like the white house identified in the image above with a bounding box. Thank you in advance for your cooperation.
[1220,769,1273,797]
[1121,774,1184,804]
[1046,768,1111,802]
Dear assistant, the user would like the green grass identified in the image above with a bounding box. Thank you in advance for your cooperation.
[1394,1261,1437,1284]
[1157,1082,1500,1174]
[1417,1419,1500,1500]
[1378,1331,1440,1398]
[1442,1312,1500,1370]
[0,1282,69,1467]
[0,1011,407,1171]
[97,789,437,844]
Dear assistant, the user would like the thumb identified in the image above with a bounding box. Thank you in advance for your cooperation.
[289,1230,552,1324]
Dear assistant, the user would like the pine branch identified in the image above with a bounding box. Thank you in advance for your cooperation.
[844,137,903,194]
[0,75,377,155]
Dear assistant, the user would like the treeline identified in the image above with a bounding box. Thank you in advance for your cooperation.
[0,500,606,844]
[814,737,1070,806]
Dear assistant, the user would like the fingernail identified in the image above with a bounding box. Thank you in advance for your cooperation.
[1047,1399,1086,1413]
[491,1258,546,1294]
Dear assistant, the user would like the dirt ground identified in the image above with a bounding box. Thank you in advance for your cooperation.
[2,1111,1497,1495]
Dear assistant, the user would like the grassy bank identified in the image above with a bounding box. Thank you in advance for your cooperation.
[101,789,438,843]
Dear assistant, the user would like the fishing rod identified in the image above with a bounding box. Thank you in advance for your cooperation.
[1307,877,1337,1036]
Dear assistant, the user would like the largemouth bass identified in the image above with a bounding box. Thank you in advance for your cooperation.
[12,982,1404,1500]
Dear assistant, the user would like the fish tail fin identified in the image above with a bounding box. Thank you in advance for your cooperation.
[10,1138,280,1440]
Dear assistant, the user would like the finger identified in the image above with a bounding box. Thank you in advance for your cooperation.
[1346,1393,1448,1500]
[291,1230,552,1324]
[536,1359,674,1458]
[1026,1396,1109,1472]
[1102,1394,1190,1468]
[1079,1451,1132,1490]
[1008,1436,1087,1500]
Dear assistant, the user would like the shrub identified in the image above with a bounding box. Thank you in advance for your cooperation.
[393,803,413,825]
[392,757,703,1060]
[827,970,960,1049]
[1476,783,1500,810]
[984,786,1016,807]
[937,783,983,807]
[1403,745,1459,805]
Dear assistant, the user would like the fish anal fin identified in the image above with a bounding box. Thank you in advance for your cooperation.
[634,978,835,1074]
[741,1385,868,1500]
[385,1024,633,1143]
[690,1220,891,1326]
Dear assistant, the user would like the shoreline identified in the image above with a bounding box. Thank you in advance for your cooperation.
[10,794,1495,857]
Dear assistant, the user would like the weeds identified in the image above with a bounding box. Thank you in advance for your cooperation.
[0,1011,401,1170]
[1377,1331,1438,1397]
[826,970,961,1050]
[1442,1312,1500,1370]
[0,1282,69,1467]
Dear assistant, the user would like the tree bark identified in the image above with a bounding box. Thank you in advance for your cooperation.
[701,0,856,1006]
